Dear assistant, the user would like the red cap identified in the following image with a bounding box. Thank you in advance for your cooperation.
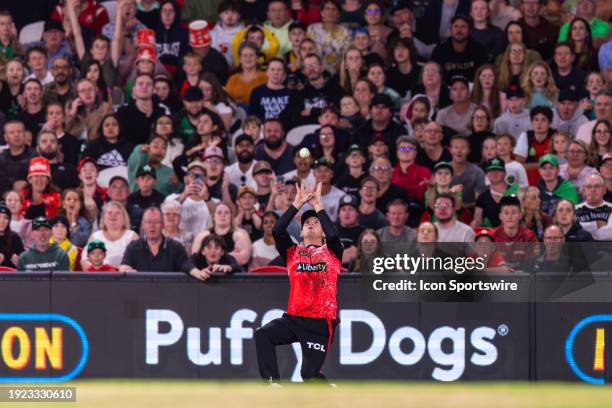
[78,157,98,172]
[28,157,51,178]
[474,227,495,241]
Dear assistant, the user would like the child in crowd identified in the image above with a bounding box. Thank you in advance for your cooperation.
[84,240,118,272]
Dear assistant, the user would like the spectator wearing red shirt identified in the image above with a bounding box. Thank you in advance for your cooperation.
[514,106,555,186]
[392,135,431,202]
[493,195,539,269]
[51,0,110,36]
[84,240,119,272]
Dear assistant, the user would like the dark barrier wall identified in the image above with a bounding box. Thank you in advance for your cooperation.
[0,273,610,383]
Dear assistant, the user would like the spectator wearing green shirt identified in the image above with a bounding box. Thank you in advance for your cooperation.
[558,0,610,47]
[127,134,178,196]
[181,0,224,24]
[537,154,580,216]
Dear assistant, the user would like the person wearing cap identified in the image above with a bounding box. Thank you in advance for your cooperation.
[600,152,612,202]
[39,20,73,70]
[431,15,488,83]
[538,153,580,216]
[127,133,178,196]
[235,185,262,241]
[0,203,24,269]
[575,174,612,241]
[299,158,346,223]
[493,84,532,140]
[22,157,61,220]
[164,160,212,238]
[187,19,229,85]
[435,75,477,136]
[201,145,237,208]
[471,227,508,272]
[392,136,431,202]
[415,0,471,47]
[128,164,166,231]
[281,146,316,188]
[35,128,80,190]
[17,216,69,272]
[49,215,80,271]
[473,157,520,228]
[492,195,538,268]
[552,88,589,138]
[337,144,367,196]
[335,194,364,267]
[354,93,405,155]
[84,240,119,272]
[255,181,342,384]
[115,73,171,146]
[225,134,258,190]
[173,86,221,145]
[426,160,464,219]
[255,119,295,175]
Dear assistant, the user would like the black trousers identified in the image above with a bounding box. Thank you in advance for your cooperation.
[254,313,337,382]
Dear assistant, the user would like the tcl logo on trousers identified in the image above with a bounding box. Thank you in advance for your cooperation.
[307,342,326,352]
[145,308,505,382]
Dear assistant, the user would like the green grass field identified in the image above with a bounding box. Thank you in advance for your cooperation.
[5,381,612,408]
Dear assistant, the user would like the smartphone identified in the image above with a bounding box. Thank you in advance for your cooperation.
[276,175,284,184]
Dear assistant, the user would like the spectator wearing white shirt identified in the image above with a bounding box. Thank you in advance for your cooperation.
[225,134,258,190]
[576,91,612,144]
[250,211,280,269]
[576,174,612,241]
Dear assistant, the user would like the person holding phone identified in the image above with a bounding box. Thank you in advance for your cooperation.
[254,181,343,384]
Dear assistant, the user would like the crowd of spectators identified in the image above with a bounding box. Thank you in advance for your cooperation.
[0,0,611,275]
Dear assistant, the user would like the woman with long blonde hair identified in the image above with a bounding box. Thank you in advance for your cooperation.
[497,42,529,90]
[521,61,558,108]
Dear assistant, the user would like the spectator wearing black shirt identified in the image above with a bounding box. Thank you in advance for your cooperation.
[0,121,32,195]
[358,176,389,230]
[416,122,453,171]
[369,157,412,216]
[137,0,161,29]
[353,94,405,162]
[192,233,243,273]
[120,207,204,276]
[155,0,189,76]
[385,38,421,102]
[551,42,587,94]
[416,0,471,47]
[127,164,166,231]
[292,53,343,125]
[518,0,559,60]
[336,194,365,267]
[202,146,238,209]
[115,73,170,146]
[35,129,79,191]
[44,103,82,166]
[81,114,134,171]
[469,0,504,60]
[337,144,367,196]
[249,58,292,124]
[16,79,46,144]
[254,119,295,175]
[473,158,513,228]
[431,15,489,83]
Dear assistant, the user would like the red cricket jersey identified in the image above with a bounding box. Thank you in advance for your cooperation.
[285,244,341,319]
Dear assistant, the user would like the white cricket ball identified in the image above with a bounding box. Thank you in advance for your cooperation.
[299,147,310,158]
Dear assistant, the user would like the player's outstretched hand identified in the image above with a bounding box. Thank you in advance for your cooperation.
[309,182,324,212]
[292,182,314,209]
